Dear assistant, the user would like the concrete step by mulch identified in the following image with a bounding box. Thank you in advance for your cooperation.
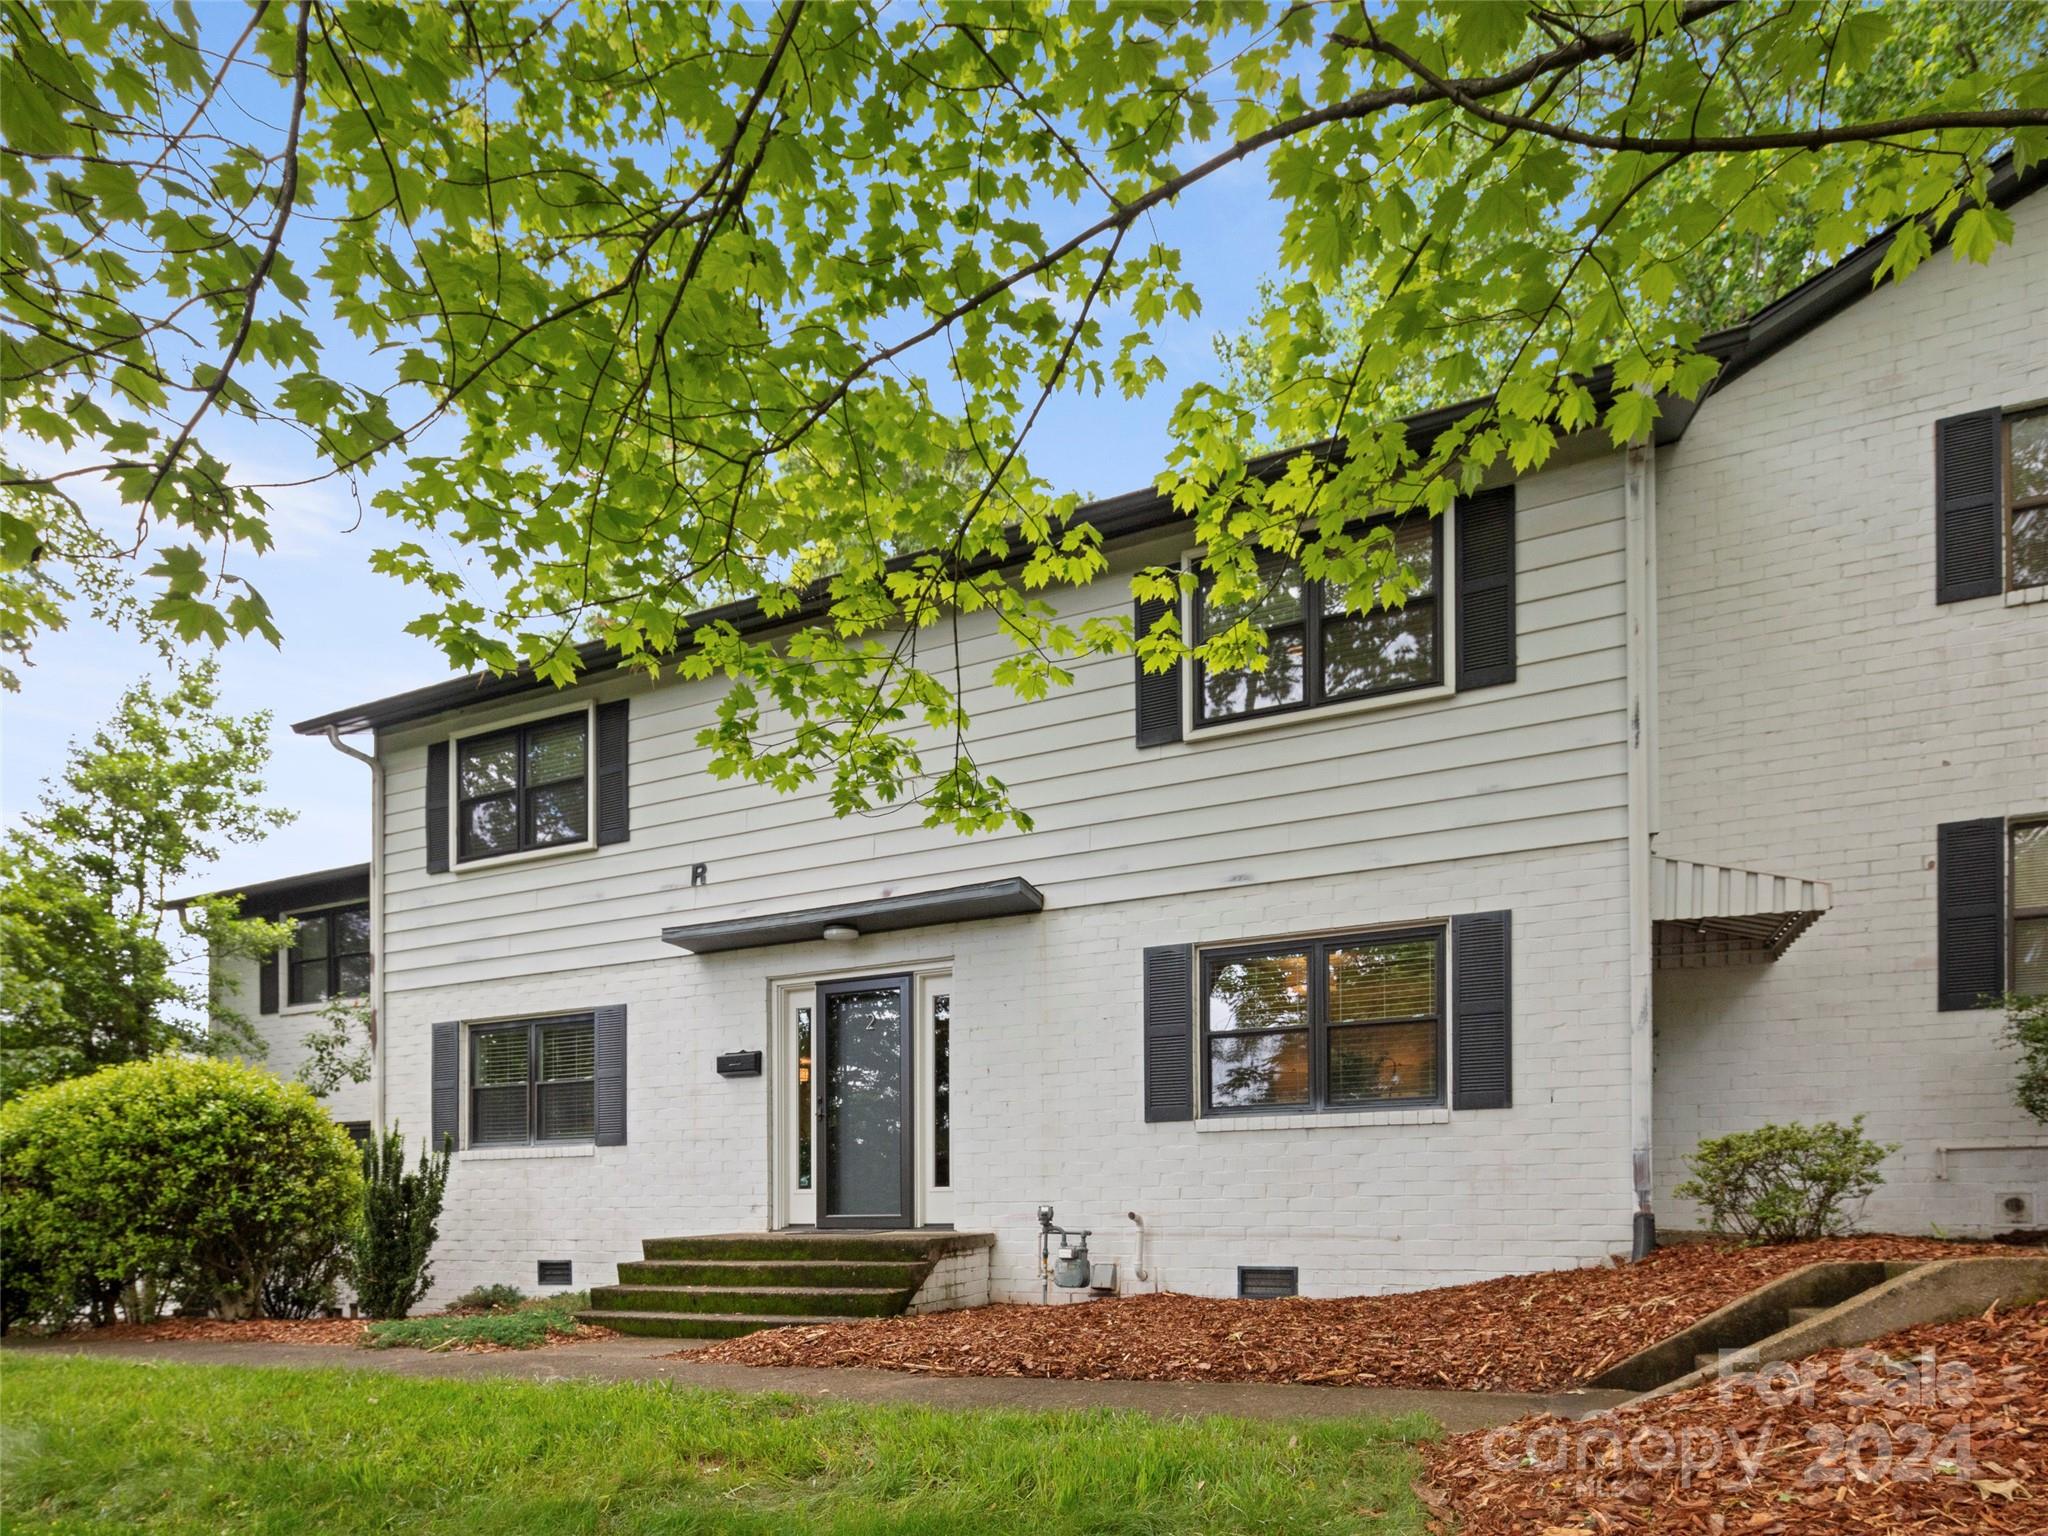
[1785,1305,1828,1325]
[640,1233,956,1264]
[586,1284,912,1319]
[616,1258,929,1290]
[577,1309,848,1340]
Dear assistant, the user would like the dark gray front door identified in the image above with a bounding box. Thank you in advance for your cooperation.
[815,975,913,1229]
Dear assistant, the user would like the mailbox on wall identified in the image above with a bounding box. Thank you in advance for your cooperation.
[716,1050,763,1078]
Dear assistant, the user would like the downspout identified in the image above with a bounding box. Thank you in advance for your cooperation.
[323,726,385,1131]
[1623,435,1659,1260]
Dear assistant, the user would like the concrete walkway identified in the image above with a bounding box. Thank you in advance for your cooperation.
[7,1335,1631,1433]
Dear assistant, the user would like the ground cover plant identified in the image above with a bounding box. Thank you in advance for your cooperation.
[697,1236,2028,1393]
[0,1353,1434,1535]
[1425,1299,2048,1536]
[362,1290,603,1351]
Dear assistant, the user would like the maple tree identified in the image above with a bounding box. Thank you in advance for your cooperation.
[4,1,2044,829]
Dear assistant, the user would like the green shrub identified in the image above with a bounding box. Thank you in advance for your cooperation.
[2004,993,2048,1124]
[451,1283,525,1314]
[0,1058,359,1326]
[1675,1116,1897,1242]
[364,1290,587,1351]
[259,1229,351,1320]
[351,1128,450,1319]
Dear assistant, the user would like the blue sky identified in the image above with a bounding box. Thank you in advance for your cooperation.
[2,125,1286,895]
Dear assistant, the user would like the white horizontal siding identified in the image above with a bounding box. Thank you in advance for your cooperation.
[376,455,1631,990]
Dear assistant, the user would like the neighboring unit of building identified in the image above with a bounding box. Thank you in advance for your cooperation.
[194,863,375,1137]
[221,170,2047,1312]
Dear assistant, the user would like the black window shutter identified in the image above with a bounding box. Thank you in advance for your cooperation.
[431,1021,460,1149]
[1451,910,1512,1109]
[258,953,279,1015]
[595,699,631,845]
[1142,944,1194,1122]
[1935,409,2003,604]
[1133,595,1183,748]
[1455,487,1517,689]
[425,740,451,873]
[593,1004,628,1146]
[1937,818,2005,1010]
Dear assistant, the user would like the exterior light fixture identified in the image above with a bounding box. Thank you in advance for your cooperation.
[822,923,860,942]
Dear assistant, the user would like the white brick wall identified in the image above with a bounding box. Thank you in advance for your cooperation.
[215,951,375,1126]
[384,842,1632,1307]
[1653,192,2048,1235]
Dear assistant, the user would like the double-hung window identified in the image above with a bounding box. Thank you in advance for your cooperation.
[1202,928,1444,1113]
[457,712,588,862]
[2015,819,2048,995]
[287,903,371,1006]
[2009,408,2048,591]
[1194,516,1440,727]
[469,1015,596,1145]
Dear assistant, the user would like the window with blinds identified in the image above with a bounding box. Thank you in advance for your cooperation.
[470,1015,597,1145]
[1201,929,1443,1115]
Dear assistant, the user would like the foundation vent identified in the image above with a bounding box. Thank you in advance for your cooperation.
[537,1259,574,1287]
[1237,1265,1299,1300]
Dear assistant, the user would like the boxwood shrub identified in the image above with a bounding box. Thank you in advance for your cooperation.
[0,1057,359,1328]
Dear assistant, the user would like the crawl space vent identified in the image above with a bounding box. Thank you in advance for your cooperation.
[1237,1265,1298,1299]
[537,1259,573,1287]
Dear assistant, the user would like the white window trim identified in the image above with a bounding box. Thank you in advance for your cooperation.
[445,699,598,872]
[1173,506,1461,742]
[276,896,371,1016]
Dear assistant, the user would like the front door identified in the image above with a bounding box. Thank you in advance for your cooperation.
[814,975,914,1229]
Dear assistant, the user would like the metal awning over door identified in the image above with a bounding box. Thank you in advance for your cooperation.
[1652,855,1832,969]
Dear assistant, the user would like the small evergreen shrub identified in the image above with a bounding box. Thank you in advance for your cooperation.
[1675,1116,1897,1242]
[351,1128,451,1319]
[451,1283,525,1314]
[0,1058,359,1325]
[2003,993,2048,1124]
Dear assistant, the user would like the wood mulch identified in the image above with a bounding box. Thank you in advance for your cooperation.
[1423,1299,2048,1535]
[48,1316,616,1352]
[692,1236,2032,1392]
[60,1316,370,1346]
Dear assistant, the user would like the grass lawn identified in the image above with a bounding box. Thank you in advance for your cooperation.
[0,1354,1435,1534]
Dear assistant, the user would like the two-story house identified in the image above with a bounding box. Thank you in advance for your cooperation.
[227,164,2046,1314]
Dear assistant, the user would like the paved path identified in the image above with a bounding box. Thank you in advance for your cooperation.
[7,1335,1630,1433]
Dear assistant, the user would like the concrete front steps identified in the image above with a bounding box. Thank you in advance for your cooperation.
[580,1231,993,1340]
[1589,1255,2048,1399]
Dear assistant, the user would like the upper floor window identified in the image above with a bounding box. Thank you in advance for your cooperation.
[1202,927,1443,1114]
[457,712,587,862]
[2015,819,2047,996]
[1194,516,1439,727]
[2009,408,2047,591]
[288,903,371,1006]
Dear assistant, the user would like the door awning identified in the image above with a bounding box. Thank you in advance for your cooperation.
[1652,855,1832,969]
[661,877,1045,955]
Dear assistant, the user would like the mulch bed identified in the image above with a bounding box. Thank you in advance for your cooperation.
[692,1236,2032,1393]
[62,1317,370,1346]
[1423,1299,2048,1535]
[51,1316,616,1352]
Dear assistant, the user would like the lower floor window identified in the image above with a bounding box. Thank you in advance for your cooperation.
[1202,928,1443,1113]
[471,1015,596,1145]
